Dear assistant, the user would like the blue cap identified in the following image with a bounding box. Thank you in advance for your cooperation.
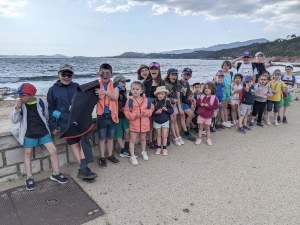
[244,76,253,83]
[182,68,192,75]
[167,68,178,74]
[242,51,252,58]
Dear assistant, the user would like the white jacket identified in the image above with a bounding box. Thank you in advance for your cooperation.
[10,97,51,145]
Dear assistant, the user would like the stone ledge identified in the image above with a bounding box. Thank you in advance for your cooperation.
[0,165,17,177]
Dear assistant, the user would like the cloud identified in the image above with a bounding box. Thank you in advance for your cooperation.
[95,4,130,13]
[0,0,27,17]
[87,0,96,8]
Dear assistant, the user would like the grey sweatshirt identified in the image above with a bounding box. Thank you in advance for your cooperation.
[254,83,273,102]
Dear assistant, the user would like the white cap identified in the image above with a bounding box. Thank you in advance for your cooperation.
[255,52,264,57]
[285,63,294,69]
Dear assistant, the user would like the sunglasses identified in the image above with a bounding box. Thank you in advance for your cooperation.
[61,73,73,78]
[149,62,160,69]
[260,79,267,81]
[99,72,111,77]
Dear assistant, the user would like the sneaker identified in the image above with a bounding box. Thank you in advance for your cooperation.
[83,178,96,183]
[25,178,36,191]
[237,127,246,134]
[210,127,217,133]
[263,115,267,121]
[277,116,281,123]
[50,173,68,184]
[195,138,202,145]
[265,119,271,125]
[202,130,206,136]
[155,148,161,155]
[130,156,138,166]
[243,126,252,131]
[178,136,185,145]
[249,121,254,127]
[206,139,213,146]
[107,155,120,164]
[77,167,98,179]
[222,122,231,128]
[120,149,131,158]
[231,121,237,126]
[184,133,196,141]
[215,125,222,131]
[147,141,156,150]
[257,122,264,127]
[274,120,279,126]
[141,151,149,160]
[282,116,287,124]
[173,138,180,146]
[226,121,234,127]
[162,149,168,156]
[99,158,107,168]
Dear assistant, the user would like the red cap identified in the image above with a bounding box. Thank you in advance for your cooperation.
[15,83,37,95]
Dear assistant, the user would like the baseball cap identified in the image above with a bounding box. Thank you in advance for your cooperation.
[182,68,192,75]
[149,62,160,69]
[167,68,178,74]
[273,69,281,75]
[14,83,37,95]
[255,52,264,57]
[58,64,74,73]
[216,70,224,76]
[244,76,253,83]
[242,51,252,58]
[113,75,131,83]
[285,63,294,69]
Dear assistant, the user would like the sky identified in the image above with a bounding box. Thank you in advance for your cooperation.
[1,0,300,57]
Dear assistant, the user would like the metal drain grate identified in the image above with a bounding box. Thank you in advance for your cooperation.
[0,176,104,225]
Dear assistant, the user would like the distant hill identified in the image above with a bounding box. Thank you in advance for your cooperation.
[0,54,70,58]
[159,38,268,54]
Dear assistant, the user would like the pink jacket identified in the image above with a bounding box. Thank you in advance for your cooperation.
[124,96,154,133]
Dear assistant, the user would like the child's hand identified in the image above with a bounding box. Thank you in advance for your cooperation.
[15,99,22,110]
[204,103,208,107]
[273,90,278,94]
[161,107,167,111]
[173,99,178,104]
[52,128,60,135]
[156,109,162,114]
[201,103,204,107]
[136,113,141,117]
[120,107,124,112]
[95,88,106,95]
[143,111,149,116]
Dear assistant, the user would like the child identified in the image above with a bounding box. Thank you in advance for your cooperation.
[137,64,150,81]
[164,68,184,146]
[143,62,165,149]
[237,77,255,134]
[252,52,276,83]
[95,63,120,168]
[152,86,174,155]
[113,75,131,157]
[10,83,68,191]
[178,68,196,141]
[266,69,287,126]
[250,74,273,127]
[196,82,219,146]
[191,82,205,135]
[229,73,243,125]
[124,81,154,165]
[278,64,298,124]
[47,64,97,183]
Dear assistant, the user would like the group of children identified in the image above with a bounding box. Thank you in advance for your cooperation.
[10,50,298,190]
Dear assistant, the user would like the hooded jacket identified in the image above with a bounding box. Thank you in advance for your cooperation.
[152,99,174,124]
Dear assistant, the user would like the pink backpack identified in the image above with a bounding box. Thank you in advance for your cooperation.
[200,95,219,117]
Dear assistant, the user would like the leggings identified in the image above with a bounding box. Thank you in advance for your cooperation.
[252,101,266,123]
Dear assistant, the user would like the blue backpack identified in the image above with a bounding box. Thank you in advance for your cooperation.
[128,98,152,112]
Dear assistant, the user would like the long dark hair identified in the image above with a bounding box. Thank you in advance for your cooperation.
[204,82,216,95]
[164,73,178,92]
[149,69,163,86]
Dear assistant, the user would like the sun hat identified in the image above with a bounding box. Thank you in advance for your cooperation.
[242,51,252,58]
[113,75,131,83]
[216,70,224,76]
[149,62,160,69]
[15,83,37,95]
[244,76,253,83]
[58,64,74,73]
[137,64,149,74]
[255,52,264,57]
[285,63,294,69]
[167,68,178,74]
[182,68,192,75]
[273,69,282,75]
[154,86,169,96]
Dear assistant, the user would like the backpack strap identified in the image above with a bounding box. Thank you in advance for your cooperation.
[236,62,242,71]
[128,99,133,112]
[147,98,151,109]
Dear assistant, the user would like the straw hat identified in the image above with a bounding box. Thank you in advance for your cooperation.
[137,64,149,74]
[154,86,169,96]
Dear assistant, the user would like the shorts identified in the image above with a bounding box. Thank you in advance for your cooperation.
[239,103,252,116]
[280,94,292,107]
[24,134,52,148]
[115,117,129,138]
[197,115,212,125]
[171,103,179,115]
[182,104,190,111]
[229,99,239,105]
[267,100,280,113]
[97,114,116,139]
[153,121,170,129]
[223,88,230,101]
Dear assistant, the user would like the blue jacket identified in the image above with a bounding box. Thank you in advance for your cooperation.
[47,80,79,132]
[241,86,255,105]
[215,82,224,103]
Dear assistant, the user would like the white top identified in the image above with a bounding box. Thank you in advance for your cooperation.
[235,61,258,81]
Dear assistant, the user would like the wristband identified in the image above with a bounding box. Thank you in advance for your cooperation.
[52,110,61,119]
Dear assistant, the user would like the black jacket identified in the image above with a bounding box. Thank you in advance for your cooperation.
[143,80,165,98]
[241,86,255,105]
[118,89,127,118]
[152,99,173,124]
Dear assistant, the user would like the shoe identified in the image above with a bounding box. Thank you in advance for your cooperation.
[147,141,156,150]
[226,121,234,127]
[274,120,279,126]
[215,125,222,131]
[257,122,264,127]
[210,127,217,133]
[155,148,161,155]
[50,173,68,184]
[263,115,267,121]
[231,121,236,126]
[266,119,271,125]
[184,133,196,141]
[206,139,213,146]
[167,137,170,146]
[173,138,181,146]
[282,116,287,124]
[77,167,98,179]
[222,122,231,128]
[120,149,131,158]
[107,155,120,164]
[178,136,185,145]
[195,138,202,145]
[249,121,254,126]
[141,151,149,160]
[25,178,36,191]
[243,126,252,131]
[130,156,138,165]
[237,127,246,134]
[277,116,281,123]
[235,120,239,125]
[99,158,107,168]
[83,178,96,183]
[162,149,168,156]
[202,130,206,136]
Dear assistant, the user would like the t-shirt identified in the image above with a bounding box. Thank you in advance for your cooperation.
[177,80,190,104]
[214,82,224,103]
[281,75,298,96]
[103,82,111,114]
[223,74,231,89]
[268,80,286,102]
[235,62,258,81]
[230,83,243,100]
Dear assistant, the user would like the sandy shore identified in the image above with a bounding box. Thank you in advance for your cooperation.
[1,99,300,224]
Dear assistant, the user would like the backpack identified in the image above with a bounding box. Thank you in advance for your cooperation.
[20,98,45,117]
[199,95,219,117]
[281,75,296,85]
[128,98,152,112]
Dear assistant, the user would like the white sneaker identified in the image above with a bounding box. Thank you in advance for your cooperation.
[235,120,239,125]
[231,120,237,126]
[130,156,138,165]
[274,120,279,126]
[173,138,181,146]
[222,122,231,128]
[266,119,271,126]
[141,151,149,161]
[227,121,234,127]
[178,136,185,145]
